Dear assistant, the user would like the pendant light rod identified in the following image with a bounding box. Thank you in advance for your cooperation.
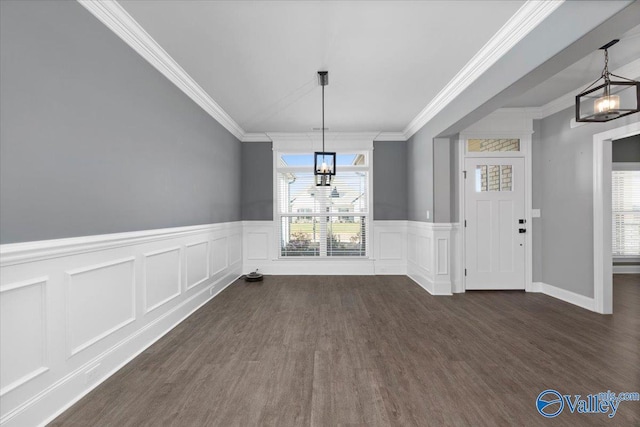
[318,71,328,153]
[314,71,335,186]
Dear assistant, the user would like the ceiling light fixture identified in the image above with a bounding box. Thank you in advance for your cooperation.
[575,39,640,123]
[314,71,336,186]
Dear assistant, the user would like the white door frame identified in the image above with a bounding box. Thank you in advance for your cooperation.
[457,133,533,293]
[593,121,640,314]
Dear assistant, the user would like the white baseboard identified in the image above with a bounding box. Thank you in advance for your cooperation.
[0,222,242,427]
[613,265,640,274]
[531,282,596,312]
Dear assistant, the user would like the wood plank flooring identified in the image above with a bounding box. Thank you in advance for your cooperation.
[51,275,640,426]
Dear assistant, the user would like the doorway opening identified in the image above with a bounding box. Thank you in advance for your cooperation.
[458,135,532,292]
[593,122,640,314]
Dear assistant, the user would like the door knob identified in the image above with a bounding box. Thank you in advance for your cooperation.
[519,228,526,233]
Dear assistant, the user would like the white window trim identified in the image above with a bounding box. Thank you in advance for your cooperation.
[271,134,375,260]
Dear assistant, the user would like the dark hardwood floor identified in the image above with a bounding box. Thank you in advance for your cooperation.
[51,275,640,426]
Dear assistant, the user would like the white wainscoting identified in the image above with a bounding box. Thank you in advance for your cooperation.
[372,221,408,275]
[242,220,408,276]
[406,222,453,295]
[0,222,242,427]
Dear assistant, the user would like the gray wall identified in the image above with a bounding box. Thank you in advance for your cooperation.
[613,134,640,162]
[407,132,434,222]
[534,106,639,298]
[0,0,241,244]
[240,140,409,221]
[532,120,543,283]
[373,141,408,220]
[241,142,274,220]
[433,138,451,223]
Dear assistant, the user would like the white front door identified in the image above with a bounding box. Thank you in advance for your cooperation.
[464,157,526,290]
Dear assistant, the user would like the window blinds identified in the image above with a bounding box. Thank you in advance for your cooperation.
[612,170,640,257]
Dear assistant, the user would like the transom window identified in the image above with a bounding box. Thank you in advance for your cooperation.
[276,152,370,258]
[468,138,520,153]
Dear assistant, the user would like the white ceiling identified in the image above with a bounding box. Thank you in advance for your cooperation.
[504,24,640,108]
[118,0,526,134]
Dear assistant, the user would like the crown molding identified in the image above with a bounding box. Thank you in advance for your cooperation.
[402,0,564,139]
[241,133,272,142]
[78,0,246,141]
[266,132,381,142]
[375,132,407,141]
[498,58,640,120]
[79,0,567,143]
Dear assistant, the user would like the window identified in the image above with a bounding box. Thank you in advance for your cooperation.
[612,164,640,257]
[276,152,369,257]
[475,164,513,192]
[467,138,520,153]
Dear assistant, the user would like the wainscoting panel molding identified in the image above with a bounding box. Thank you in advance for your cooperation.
[373,221,407,275]
[0,222,242,427]
[66,257,136,357]
[406,222,453,295]
[0,277,48,398]
[143,248,181,312]
[185,241,209,290]
[242,221,409,276]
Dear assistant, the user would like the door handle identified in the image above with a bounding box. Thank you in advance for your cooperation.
[519,228,526,233]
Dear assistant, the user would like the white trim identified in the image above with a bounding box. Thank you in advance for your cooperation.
[142,247,183,313]
[77,0,245,141]
[406,221,453,295]
[532,282,596,312]
[65,257,137,357]
[0,277,49,397]
[242,132,407,143]
[403,0,563,139]
[0,223,239,267]
[375,132,407,142]
[593,122,640,314]
[269,133,377,151]
[241,133,272,143]
[184,241,211,290]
